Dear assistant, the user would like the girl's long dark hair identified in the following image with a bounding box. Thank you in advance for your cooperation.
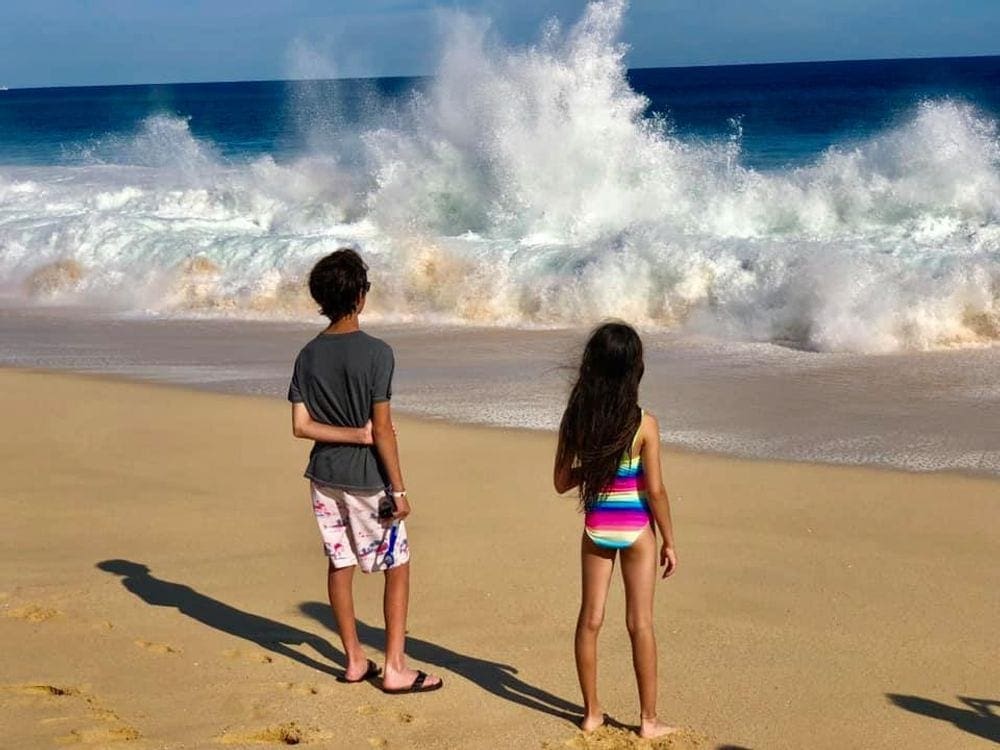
[557,321,644,510]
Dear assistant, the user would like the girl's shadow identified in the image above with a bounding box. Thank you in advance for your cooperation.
[887,694,1000,744]
[298,601,583,723]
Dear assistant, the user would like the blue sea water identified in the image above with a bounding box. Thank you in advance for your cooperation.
[2,56,999,169]
[0,1,998,354]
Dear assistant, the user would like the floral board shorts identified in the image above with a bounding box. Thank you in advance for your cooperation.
[310,482,410,573]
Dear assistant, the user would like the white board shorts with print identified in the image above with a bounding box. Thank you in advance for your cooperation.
[310,482,410,573]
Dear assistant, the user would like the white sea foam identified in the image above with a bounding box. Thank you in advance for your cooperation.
[1,0,999,352]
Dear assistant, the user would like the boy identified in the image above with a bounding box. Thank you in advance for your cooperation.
[288,248,443,694]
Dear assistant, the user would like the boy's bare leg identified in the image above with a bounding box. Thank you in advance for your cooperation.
[327,561,369,679]
[380,562,442,690]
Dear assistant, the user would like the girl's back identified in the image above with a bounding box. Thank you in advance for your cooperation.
[584,412,652,549]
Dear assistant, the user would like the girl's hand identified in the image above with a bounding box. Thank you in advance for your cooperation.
[660,544,677,579]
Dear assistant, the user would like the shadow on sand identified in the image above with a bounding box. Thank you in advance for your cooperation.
[299,600,583,723]
[97,559,347,677]
[95,560,581,724]
[886,694,1000,744]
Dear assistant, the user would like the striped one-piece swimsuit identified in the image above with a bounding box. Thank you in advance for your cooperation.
[584,411,652,549]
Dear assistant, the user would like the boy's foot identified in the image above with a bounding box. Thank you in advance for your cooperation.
[338,658,380,684]
[381,666,443,694]
[580,712,606,732]
[639,717,680,739]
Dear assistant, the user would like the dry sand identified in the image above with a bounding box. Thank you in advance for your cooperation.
[1,368,998,749]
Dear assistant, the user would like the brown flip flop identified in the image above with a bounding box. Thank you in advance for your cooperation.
[338,659,381,684]
[381,670,444,694]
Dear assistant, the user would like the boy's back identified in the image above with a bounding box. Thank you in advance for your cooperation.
[289,247,442,694]
[288,330,394,491]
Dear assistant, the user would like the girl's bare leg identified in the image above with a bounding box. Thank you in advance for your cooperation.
[576,533,617,731]
[620,525,678,739]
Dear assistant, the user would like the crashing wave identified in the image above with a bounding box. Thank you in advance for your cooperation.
[1,0,998,352]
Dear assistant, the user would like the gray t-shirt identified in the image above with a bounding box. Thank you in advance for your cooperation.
[288,330,394,491]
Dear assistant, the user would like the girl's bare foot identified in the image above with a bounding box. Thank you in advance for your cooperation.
[580,712,605,732]
[639,717,680,739]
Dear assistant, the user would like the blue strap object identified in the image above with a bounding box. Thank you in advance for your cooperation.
[383,522,399,568]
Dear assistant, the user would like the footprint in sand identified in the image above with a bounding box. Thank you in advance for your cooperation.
[9,684,80,697]
[6,603,61,622]
[135,639,182,655]
[555,725,708,749]
[223,648,274,664]
[355,704,416,725]
[277,682,322,696]
[218,721,332,745]
[2,683,140,745]
[59,726,142,744]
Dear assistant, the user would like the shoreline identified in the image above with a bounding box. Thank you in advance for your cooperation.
[1,306,996,477]
[4,362,999,484]
[2,368,999,749]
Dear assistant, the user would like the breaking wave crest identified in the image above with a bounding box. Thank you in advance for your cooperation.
[1,0,999,352]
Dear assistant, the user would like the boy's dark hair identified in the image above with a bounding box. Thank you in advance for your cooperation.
[308,248,370,322]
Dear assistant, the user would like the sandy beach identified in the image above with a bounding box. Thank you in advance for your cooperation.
[1,367,998,748]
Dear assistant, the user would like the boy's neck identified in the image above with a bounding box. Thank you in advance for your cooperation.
[324,315,361,335]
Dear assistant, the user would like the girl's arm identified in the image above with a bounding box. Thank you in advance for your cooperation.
[291,403,373,445]
[640,413,677,579]
[553,434,580,493]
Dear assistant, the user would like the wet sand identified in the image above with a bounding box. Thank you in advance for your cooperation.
[1,306,999,475]
[1,369,998,748]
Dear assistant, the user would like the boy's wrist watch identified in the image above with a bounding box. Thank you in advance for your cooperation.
[391,490,407,497]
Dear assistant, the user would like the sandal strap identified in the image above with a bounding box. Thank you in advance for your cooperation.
[411,670,427,690]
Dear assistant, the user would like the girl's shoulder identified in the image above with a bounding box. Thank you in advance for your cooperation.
[637,409,660,445]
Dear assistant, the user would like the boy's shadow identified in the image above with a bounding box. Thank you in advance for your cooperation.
[96,559,347,677]
[886,694,1000,743]
[298,601,583,723]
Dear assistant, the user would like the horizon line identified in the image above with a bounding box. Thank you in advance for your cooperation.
[3,52,998,93]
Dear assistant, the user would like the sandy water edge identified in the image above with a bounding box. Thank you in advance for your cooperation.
[2,306,998,477]
[1,369,998,749]
[2,360,998,484]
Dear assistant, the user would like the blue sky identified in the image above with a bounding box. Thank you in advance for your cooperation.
[2,0,998,88]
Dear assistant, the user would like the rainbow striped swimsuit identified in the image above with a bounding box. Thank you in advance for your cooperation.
[584,414,652,549]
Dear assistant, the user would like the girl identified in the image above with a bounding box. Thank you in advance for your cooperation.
[554,322,678,739]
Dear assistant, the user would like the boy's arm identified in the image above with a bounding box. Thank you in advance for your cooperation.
[291,403,373,445]
[371,400,410,520]
[640,413,677,579]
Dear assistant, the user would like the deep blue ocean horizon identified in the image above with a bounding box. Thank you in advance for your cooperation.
[6,52,1000,89]
[2,54,999,169]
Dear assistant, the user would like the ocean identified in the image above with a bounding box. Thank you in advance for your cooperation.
[0,1,998,474]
